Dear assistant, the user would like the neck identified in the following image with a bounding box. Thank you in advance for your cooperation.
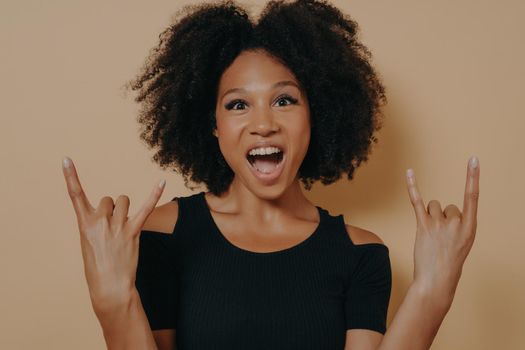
[211,176,314,223]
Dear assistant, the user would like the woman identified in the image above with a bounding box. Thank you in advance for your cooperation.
[62,0,480,349]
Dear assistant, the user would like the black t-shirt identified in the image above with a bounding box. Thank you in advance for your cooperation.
[136,191,391,349]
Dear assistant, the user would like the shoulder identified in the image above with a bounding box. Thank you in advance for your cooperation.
[344,223,385,246]
[141,198,179,234]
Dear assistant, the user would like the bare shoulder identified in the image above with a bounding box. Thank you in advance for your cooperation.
[152,329,176,350]
[344,223,385,245]
[141,198,179,234]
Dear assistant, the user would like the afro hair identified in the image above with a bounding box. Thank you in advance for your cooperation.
[127,0,386,195]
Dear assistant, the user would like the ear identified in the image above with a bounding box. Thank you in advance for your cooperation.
[212,127,218,138]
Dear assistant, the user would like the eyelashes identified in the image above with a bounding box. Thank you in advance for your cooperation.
[276,95,299,107]
[224,99,245,111]
[224,95,299,111]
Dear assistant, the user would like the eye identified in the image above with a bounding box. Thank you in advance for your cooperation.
[225,99,247,110]
[274,95,298,107]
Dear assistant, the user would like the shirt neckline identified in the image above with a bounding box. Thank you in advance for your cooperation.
[198,191,325,256]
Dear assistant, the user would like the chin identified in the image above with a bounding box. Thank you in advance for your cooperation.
[242,170,301,202]
[247,184,289,201]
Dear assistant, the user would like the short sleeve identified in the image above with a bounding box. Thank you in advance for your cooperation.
[135,230,178,330]
[345,244,392,334]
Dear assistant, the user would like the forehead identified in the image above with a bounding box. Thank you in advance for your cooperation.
[218,49,299,91]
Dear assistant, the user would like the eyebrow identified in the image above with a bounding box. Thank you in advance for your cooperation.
[220,80,301,101]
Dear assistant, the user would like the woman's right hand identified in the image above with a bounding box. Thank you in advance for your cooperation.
[62,157,166,315]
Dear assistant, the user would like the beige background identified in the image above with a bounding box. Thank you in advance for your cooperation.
[1,0,524,349]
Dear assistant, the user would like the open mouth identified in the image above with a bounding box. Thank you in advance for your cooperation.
[246,148,284,174]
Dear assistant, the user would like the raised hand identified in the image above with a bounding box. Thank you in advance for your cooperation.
[406,156,480,308]
[62,157,166,315]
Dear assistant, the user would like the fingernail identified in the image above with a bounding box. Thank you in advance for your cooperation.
[469,156,479,169]
[62,157,70,169]
[406,168,414,178]
[158,179,166,188]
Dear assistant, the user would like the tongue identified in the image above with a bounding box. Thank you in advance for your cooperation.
[253,158,278,173]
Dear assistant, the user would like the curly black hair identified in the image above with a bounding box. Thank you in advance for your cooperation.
[126,0,386,196]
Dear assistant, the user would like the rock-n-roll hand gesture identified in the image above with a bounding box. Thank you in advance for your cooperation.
[62,156,166,316]
[406,156,480,308]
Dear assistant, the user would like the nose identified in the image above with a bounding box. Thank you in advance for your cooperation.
[249,107,279,136]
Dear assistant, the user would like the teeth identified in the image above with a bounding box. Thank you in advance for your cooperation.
[248,146,282,156]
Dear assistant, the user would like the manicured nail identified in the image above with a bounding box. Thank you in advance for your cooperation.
[62,157,71,169]
[158,179,166,188]
[469,156,479,169]
[406,168,414,178]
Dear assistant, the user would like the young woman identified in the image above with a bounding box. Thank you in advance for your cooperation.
[62,1,480,349]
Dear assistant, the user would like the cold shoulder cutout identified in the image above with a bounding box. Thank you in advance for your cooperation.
[135,196,180,330]
[344,223,386,246]
[141,198,179,234]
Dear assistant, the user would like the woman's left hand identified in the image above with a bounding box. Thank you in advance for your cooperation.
[406,156,480,308]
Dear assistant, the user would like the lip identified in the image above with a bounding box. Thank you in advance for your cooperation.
[244,140,287,185]
[245,141,286,158]
[245,151,286,185]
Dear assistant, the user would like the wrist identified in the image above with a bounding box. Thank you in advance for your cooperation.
[93,290,157,348]
[91,287,138,319]
[409,281,454,315]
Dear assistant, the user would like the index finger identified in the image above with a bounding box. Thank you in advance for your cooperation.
[406,168,429,224]
[462,156,480,228]
[62,157,94,222]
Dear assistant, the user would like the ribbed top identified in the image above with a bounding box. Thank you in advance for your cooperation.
[136,191,391,350]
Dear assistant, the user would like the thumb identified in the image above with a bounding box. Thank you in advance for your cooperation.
[129,179,166,232]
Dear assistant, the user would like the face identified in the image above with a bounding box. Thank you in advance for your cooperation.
[214,49,311,199]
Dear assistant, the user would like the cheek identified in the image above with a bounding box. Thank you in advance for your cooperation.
[297,128,311,157]
[293,113,311,152]
[215,116,232,141]
[215,118,244,159]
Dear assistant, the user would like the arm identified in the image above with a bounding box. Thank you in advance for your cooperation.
[376,282,451,350]
[378,157,479,349]
[345,282,451,350]
[61,157,167,350]
[138,201,180,350]
[343,226,389,350]
[97,289,176,350]
[96,289,158,350]
[345,157,479,350]
[378,158,479,350]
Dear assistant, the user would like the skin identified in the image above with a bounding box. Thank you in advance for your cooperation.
[62,156,164,349]
[207,49,322,251]
[62,48,480,350]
